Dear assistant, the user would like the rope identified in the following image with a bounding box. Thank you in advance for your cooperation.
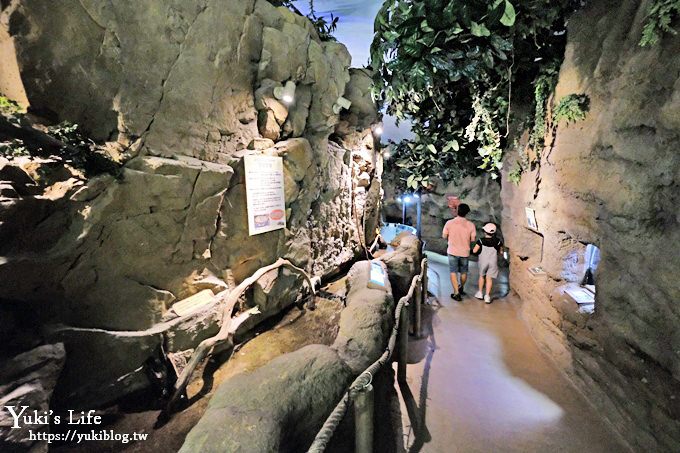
[307,260,427,453]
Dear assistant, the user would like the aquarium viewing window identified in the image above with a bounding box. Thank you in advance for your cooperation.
[565,243,600,306]
[581,243,600,293]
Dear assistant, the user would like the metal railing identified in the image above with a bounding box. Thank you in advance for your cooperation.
[307,257,428,453]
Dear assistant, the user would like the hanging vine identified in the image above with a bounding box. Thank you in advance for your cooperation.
[371,0,582,189]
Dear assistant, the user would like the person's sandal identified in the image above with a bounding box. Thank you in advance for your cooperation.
[451,293,462,301]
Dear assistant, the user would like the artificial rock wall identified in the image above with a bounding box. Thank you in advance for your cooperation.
[0,0,380,409]
[501,0,680,450]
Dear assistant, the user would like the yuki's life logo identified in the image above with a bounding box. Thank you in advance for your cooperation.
[4,406,102,427]
[4,406,52,428]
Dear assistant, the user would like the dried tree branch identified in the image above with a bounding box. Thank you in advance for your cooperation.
[160,258,317,419]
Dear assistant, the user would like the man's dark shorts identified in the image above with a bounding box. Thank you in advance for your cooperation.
[448,255,469,274]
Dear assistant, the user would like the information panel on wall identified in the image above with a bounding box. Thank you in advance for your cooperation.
[244,154,286,236]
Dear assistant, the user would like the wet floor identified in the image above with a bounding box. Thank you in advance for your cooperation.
[395,252,629,453]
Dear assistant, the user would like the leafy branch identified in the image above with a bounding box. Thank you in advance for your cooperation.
[640,0,680,46]
[371,0,582,190]
[273,0,339,41]
[508,90,590,186]
[553,94,590,124]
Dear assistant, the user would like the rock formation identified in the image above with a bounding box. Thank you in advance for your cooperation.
[180,235,422,452]
[501,0,680,450]
[0,0,380,409]
[0,344,65,452]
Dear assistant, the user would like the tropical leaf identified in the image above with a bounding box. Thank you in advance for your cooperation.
[500,1,516,27]
[470,21,491,37]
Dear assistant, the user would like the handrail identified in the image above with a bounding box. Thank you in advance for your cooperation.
[307,257,427,453]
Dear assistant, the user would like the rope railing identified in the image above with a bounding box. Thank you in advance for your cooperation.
[307,257,428,453]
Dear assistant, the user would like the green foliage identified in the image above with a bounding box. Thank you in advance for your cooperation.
[1,96,28,159]
[507,162,523,185]
[371,0,581,190]
[47,121,120,176]
[0,96,120,176]
[529,60,560,149]
[509,90,588,186]
[1,96,23,128]
[465,94,503,174]
[0,96,21,115]
[274,0,339,41]
[506,139,529,185]
[389,135,465,190]
[640,0,680,46]
[0,140,30,159]
[48,122,91,147]
[309,12,339,41]
[552,93,590,124]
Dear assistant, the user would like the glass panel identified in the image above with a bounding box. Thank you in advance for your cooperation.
[585,244,600,271]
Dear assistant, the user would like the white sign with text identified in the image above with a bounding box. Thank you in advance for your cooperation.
[244,154,286,236]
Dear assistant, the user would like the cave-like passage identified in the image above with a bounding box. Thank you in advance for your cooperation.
[393,252,627,452]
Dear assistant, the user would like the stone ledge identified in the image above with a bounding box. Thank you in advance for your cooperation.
[179,234,422,452]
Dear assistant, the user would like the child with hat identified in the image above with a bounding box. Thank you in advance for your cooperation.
[472,223,504,304]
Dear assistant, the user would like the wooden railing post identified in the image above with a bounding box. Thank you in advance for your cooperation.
[414,276,422,339]
[354,384,374,453]
[398,303,409,382]
[419,259,428,337]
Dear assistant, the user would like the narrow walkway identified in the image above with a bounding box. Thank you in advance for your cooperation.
[395,253,628,453]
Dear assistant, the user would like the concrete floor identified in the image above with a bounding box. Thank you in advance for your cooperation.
[394,253,629,453]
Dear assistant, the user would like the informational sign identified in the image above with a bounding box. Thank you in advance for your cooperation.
[367,261,388,292]
[525,207,538,230]
[565,286,595,304]
[446,195,460,216]
[244,155,286,236]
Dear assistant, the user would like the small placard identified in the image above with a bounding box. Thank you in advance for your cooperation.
[367,261,388,292]
[446,195,460,216]
[171,289,215,316]
[565,286,595,304]
[525,207,538,230]
[527,266,546,277]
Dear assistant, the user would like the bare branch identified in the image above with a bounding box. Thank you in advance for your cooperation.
[159,258,317,419]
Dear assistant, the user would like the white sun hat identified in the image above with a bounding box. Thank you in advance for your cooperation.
[482,223,497,234]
